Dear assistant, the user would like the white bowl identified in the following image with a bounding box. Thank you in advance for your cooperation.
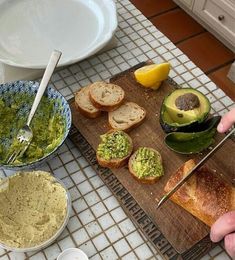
[0,0,117,69]
[0,172,71,252]
[57,248,89,260]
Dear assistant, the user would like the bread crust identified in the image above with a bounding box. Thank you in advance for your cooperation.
[90,96,124,112]
[89,82,125,112]
[74,87,101,118]
[128,147,163,184]
[96,131,133,169]
[74,101,101,118]
[164,159,235,227]
[108,102,146,131]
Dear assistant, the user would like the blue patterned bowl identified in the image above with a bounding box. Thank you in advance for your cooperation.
[0,81,72,170]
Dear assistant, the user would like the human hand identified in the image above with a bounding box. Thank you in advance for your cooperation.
[217,108,235,133]
[210,211,235,258]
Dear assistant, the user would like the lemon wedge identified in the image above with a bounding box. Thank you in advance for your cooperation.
[134,63,170,89]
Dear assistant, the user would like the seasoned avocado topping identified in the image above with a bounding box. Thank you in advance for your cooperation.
[97,131,130,160]
[0,93,65,164]
[132,147,163,178]
[175,93,200,111]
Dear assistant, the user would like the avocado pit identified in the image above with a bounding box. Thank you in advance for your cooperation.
[175,93,200,111]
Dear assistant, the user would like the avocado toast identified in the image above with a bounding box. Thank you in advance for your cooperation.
[128,147,164,184]
[97,130,133,168]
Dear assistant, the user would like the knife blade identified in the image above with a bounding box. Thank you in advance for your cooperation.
[157,127,235,209]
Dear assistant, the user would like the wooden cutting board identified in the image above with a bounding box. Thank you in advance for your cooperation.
[69,63,235,259]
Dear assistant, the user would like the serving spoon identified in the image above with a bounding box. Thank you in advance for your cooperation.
[6,50,62,164]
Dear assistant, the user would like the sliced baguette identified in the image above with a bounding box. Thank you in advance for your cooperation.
[164,159,235,226]
[108,102,146,131]
[89,82,125,111]
[75,86,101,118]
[128,147,163,184]
[96,130,133,168]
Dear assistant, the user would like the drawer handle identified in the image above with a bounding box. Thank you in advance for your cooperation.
[218,15,225,21]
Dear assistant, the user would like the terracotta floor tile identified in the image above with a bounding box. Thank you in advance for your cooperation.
[150,9,205,43]
[209,64,235,101]
[177,32,235,73]
[129,0,177,18]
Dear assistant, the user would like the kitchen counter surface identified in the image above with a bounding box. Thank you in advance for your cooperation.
[0,0,234,259]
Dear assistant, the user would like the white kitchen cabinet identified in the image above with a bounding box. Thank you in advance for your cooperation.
[173,0,235,52]
[194,0,235,49]
[178,0,194,9]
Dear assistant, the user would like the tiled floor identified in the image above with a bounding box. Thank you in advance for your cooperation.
[130,0,235,101]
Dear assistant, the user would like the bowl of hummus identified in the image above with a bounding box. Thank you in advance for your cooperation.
[0,80,72,170]
[0,171,71,252]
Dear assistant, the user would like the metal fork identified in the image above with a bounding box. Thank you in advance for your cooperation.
[6,50,62,164]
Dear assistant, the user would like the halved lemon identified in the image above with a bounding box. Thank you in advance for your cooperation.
[134,63,171,89]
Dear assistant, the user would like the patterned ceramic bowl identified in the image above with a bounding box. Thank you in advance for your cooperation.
[0,80,72,170]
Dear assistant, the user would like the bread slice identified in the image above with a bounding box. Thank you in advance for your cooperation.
[89,82,125,111]
[164,159,235,226]
[109,102,146,131]
[96,130,133,168]
[75,86,101,118]
[128,147,164,184]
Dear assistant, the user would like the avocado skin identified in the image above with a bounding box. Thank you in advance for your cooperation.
[160,115,205,133]
[160,88,211,133]
[164,116,221,154]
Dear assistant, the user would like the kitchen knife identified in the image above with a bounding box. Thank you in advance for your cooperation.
[157,127,235,209]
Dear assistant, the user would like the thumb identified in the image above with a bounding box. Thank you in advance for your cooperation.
[217,108,235,133]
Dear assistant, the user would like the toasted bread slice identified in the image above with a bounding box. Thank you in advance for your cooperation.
[128,147,163,184]
[75,86,101,118]
[96,130,133,168]
[89,82,125,111]
[109,102,146,131]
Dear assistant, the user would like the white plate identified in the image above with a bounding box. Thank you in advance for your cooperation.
[0,0,117,69]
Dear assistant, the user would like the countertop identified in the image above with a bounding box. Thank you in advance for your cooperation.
[0,0,234,259]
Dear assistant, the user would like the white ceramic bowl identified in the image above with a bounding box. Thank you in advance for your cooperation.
[57,248,89,260]
[0,172,71,252]
[0,0,117,68]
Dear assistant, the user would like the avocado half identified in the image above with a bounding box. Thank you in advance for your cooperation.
[160,88,211,133]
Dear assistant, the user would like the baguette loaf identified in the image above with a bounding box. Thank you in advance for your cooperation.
[89,82,125,111]
[75,86,101,118]
[96,130,133,168]
[164,159,235,227]
[109,102,146,131]
[128,147,164,184]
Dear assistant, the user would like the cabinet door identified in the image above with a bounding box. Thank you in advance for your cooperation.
[179,0,194,9]
[194,0,235,47]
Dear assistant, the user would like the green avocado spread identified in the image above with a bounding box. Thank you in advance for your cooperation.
[0,93,65,164]
[97,131,130,160]
[132,147,163,178]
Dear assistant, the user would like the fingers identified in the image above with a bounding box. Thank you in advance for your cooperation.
[224,233,235,259]
[217,108,235,133]
[210,211,235,242]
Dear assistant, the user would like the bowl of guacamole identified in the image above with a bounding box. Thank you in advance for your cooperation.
[0,80,72,169]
